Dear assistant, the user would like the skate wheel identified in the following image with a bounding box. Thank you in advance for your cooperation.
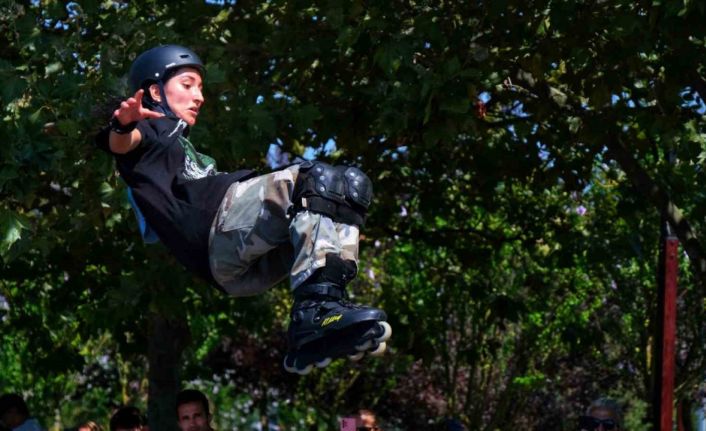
[283,356,298,374]
[369,341,387,357]
[296,363,313,375]
[376,321,392,342]
[355,339,373,352]
[348,351,365,362]
[315,357,332,368]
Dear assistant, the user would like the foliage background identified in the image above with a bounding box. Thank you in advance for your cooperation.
[4,0,706,429]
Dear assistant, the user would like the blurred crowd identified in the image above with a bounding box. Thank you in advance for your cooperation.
[0,390,212,431]
[0,390,623,430]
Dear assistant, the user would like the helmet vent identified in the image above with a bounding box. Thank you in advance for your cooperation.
[180,54,190,58]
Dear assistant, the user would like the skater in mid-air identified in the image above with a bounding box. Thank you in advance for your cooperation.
[95,45,391,374]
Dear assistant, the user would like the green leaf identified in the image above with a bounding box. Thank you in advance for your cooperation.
[0,209,28,258]
[439,97,469,114]
[44,62,63,77]
[57,119,80,138]
[0,62,26,104]
[443,57,461,77]
[292,105,321,133]
[205,64,226,85]
[213,8,232,24]
[0,166,19,191]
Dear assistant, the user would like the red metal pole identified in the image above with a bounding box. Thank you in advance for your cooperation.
[660,237,679,431]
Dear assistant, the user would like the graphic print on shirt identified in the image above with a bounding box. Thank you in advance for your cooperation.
[166,118,218,180]
[179,135,218,179]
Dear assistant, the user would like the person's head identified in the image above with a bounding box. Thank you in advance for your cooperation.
[0,393,30,429]
[356,409,380,431]
[444,418,466,431]
[78,420,104,431]
[176,389,212,431]
[109,406,146,431]
[579,398,622,431]
[129,45,205,126]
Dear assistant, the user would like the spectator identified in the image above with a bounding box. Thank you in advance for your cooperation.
[176,390,212,431]
[578,398,622,431]
[77,421,103,431]
[0,394,45,431]
[356,409,381,431]
[109,407,147,431]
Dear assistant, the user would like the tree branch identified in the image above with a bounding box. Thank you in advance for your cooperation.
[382,225,521,247]
[604,137,706,284]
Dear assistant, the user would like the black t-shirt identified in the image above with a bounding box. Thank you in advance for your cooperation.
[95,116,255,283]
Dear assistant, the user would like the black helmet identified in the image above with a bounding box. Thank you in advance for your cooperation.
[128,44,204,94]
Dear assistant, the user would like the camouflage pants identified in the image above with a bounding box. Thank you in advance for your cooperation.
[208,164,360,297]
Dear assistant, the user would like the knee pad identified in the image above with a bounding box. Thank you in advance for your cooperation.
[292,161,373,226]
[337,166,372,225]
[340,166,372,209]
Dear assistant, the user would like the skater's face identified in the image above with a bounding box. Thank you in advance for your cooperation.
[356,410,380,431]
[0,407,23,428]
[149,67,204,126]
[177,401,211,431]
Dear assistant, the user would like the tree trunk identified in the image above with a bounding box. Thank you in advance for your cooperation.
[147,312,190,431]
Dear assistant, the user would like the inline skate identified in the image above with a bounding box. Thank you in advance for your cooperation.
[283,282,392,375]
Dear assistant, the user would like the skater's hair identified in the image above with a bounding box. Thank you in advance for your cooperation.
[0,393,29,419]
[78,420,104,431]
[109,406,146,431]
[359,408,376,416]
[586,397,622,428]
[176,389,211,417]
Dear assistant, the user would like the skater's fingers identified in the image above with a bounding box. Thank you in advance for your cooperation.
[141,109,164,119]
[134,89,145,105]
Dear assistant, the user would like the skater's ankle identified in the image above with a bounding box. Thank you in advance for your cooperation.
[293,282,345,301]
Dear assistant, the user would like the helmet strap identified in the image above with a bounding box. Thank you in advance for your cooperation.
[156,81,177,118]
[142,81,177,118]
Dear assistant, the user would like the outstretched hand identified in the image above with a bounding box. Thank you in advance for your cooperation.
[112,89,164,125]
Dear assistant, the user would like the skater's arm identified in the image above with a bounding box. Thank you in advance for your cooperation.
[108,128,142,154]
[108,89,164,154]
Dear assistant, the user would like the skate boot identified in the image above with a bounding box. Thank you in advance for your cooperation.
[283,282,392,375]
